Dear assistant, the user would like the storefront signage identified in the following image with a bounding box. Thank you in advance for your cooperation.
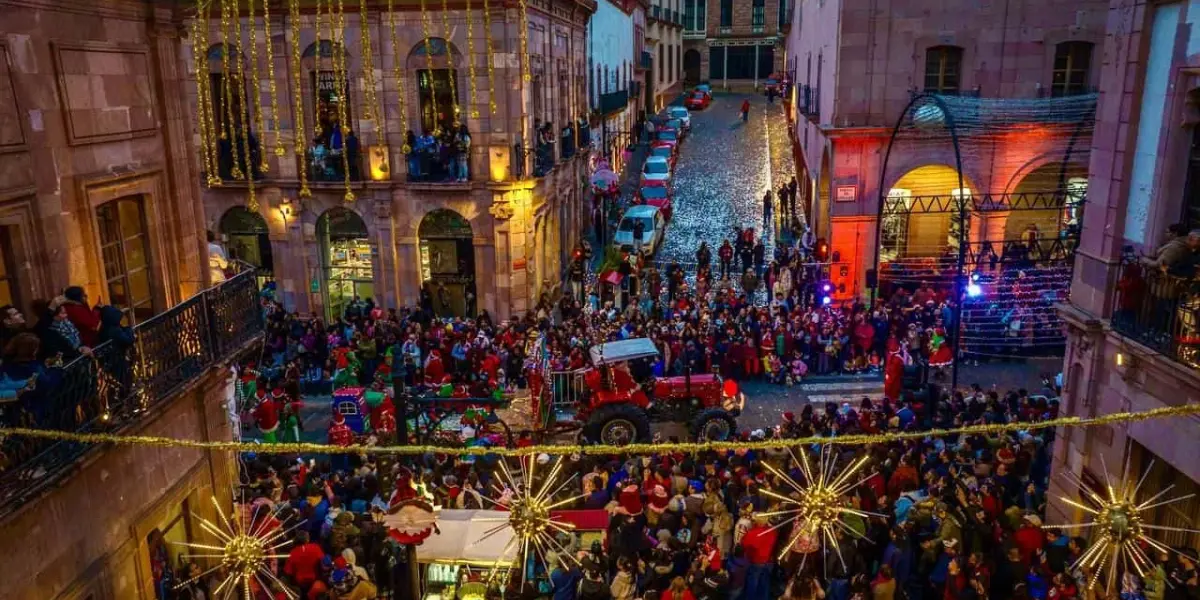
[512,258,527,271]
[315,71,337,94]
[835,185,857,202]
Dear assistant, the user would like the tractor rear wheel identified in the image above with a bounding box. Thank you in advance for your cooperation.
[584,403,651,446]
[691,408,736,442]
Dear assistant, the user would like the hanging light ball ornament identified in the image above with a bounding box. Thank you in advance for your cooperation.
[223,531,269,576]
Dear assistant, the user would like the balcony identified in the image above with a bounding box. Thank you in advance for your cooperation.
[599,89,631,116]
[684,29,707,39]
[308,147,365,183]
[640,50,652,70]
[1037,85,1100,98]
[0,266,263,515]
[800,84,820,120]
[719,25,733,34]
[1111,257,1200,370]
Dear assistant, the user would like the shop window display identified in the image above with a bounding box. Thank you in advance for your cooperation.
[317,207,373,320]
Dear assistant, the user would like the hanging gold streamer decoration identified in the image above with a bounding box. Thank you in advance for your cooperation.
[418,0,440,135]
[247,0,269,174]
[517,0,530,83]
[440,0,460,128]
[191,3,219,187]
[232,0,259,211]
[172,496,303,600]
[261,0,285,158]
[197,4,223,187]
[1042,456,1200,593]
[386,0,410,152]
[464,0,479,119]
[219,0,239,179]
[754,447,884,568]
[287,0,311,197]
[357,0,382,141]
[331,0,354,201]
[481,0,496,114]
[5,403,1200,458]
[313,0,325,137]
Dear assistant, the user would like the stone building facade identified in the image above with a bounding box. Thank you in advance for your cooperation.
[646,0,683,110]
[782,0,1107,298]
[0,1,257,598]
[682,0,786,90]
[589,0,646,174]
[196,0,596,321]
[1050,0,1200,540]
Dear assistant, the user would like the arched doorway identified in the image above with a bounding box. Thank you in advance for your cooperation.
[317,207,373,320]
[418,209,476,317]
[881,165,977,260]
[1003,162,1087,258]
[683,49,702,84]
[218,206,273,274]
[407,38,462,135]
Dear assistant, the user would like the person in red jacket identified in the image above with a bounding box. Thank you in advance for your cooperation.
[1012,514,1045,565]
[61,286,101,347]
[660,577,697,600]
[328,412,354,447]
[283,531,325,593]
[740,99,750,122]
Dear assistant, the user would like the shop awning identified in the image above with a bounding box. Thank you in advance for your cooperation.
[416,509,519,567]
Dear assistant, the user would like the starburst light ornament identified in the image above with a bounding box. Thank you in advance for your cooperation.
[470,455,584,584]
[1044,457,1200,593]
[755,446,883,573]
[173,496,306,600]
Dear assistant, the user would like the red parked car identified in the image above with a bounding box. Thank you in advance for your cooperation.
[639,180,673,220]
[650,142,676,167]
[685,90,711,110]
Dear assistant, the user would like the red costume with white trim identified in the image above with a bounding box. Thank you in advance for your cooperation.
[883,337,907,402]
[328,413,354,447]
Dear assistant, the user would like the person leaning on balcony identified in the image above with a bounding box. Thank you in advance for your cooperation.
[61,286,101,347]
[34,297,92,362]
[0,304,27,349]
[1142,224,1198,276]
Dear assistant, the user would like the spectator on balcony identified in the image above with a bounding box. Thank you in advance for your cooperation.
[36,297,92,361]
[0,304,27,349]
[98,304,134,349]
[209,230,229,284]
[1,332,64,419]
[346,129,361,181]
[61,286,100,347]
[454,124,472,182]
[1142,224,1195,275]
[405,130,421,179]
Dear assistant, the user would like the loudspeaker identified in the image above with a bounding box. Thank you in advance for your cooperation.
[865,268,878,288]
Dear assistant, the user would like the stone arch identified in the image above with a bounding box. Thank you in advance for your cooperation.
[405,37,463,70]
[218,206,273,273]
[418,208,477,317]
[1003,161,1088,244]
[683,49,702,84]
[882,164,981,259]
[316,207,373,319]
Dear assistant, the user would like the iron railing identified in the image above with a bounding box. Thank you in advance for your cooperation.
[0,266,264,515]
[1111,257,1200,370]
[641,51,652,70]
[800,84,820,118]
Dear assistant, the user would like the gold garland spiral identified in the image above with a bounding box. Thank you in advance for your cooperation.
[440,0,460,128]
[191,5,218,187]
[313,0,325,137]
[219,0,238,176]
[465,0,478,119]
[231,0,259,211]
[2,403,1198,458]
[481,0,496,114]
[287,0,311,197]
[386,0,410,153]
[418,0,439,135]
[247,0,268,174]
[331,0,354,201]
[358,0,382,141]
[261,0,285,159]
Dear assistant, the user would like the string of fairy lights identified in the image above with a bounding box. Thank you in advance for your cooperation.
[191,0,507,205]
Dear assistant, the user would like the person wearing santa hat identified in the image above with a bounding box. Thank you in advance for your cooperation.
[883,336,907,403]
[927,326,954,369]
[328,411,354,471]
[252,390,280,443]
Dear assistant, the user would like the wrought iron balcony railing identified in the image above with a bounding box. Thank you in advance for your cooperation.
[1111,257,1200,370]
[640,51,652,70]
[0,266,264,516]
[800,84,820,119]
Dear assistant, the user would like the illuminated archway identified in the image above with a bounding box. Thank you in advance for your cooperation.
[1003,162,1087,249]
[316,207,372,320]
[882,165,978,260]
[218,206,273,274]
[418,208,476,317]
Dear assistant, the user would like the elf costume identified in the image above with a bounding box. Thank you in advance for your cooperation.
[928,327,954,368]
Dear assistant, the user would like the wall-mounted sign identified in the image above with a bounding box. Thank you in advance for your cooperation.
[512,258,527,271]
[835,185,857,202]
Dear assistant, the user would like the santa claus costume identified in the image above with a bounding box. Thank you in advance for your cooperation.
[252,394,280,443]
[927,327,954,369]
[883,337,908,403]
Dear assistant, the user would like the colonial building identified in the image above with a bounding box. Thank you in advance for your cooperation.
[783,0,1107,300]
[682,0,786,90]
[1050,0,1200,545]
[0,0,262,598]
[588,0,646,173]
[196,0,596,321]
[646,0,683,109]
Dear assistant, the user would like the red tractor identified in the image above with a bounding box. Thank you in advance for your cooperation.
[538,338,745,445]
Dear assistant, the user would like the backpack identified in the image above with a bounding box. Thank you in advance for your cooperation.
[579,577,610,600]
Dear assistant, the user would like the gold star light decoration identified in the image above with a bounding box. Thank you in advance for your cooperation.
[755,447,883,573]
[1044,457,1200,593]
[471,456,583,585]
[173,496,306,600]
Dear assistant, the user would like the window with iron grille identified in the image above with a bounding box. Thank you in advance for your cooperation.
[923,46,962,94]
[752,0,765,32]
[1052,41,1093,97]
[720,0,732,27]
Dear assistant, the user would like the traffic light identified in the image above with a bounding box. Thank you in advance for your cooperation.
[814,238,829,262]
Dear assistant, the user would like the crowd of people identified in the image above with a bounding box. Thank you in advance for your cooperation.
[405,125,473,183]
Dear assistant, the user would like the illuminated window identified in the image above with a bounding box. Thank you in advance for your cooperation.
[0,228,21,311]
[417,69,459,134]
[97,197,155,325]
[1052,42,1093,97]
[923,46,962,94]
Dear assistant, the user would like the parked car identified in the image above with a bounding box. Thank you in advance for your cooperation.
[654,128,680,153]
[649,142,676,167]
[664,118,686,140]
[640,155,672,185]
[667,106,691,129]
[639,180,673,220]
[613,204,667,256]
[695,83,713,94]
[764,74,781,95]
[685,90,711,110]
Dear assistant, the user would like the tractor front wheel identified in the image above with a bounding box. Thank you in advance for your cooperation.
[584,403,652,446]
[691,408,736,442]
